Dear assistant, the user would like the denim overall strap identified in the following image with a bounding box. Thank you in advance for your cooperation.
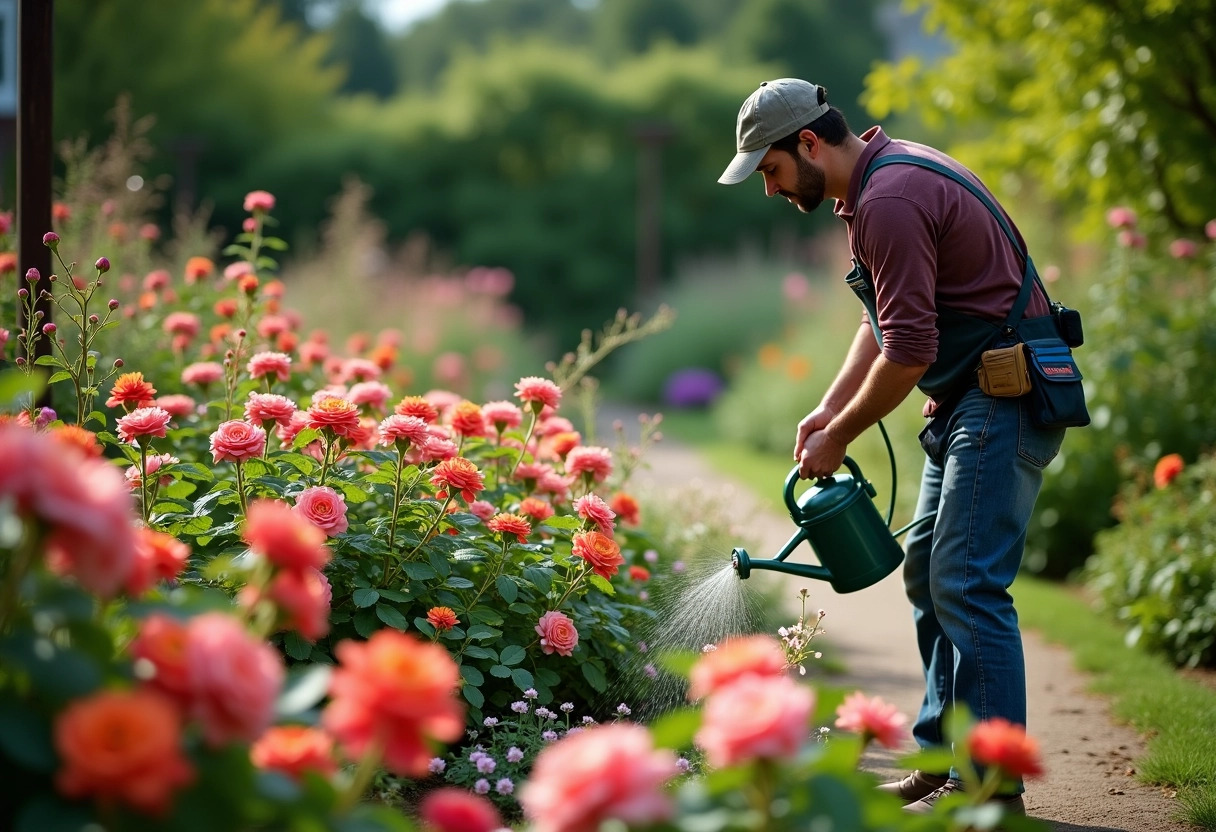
[858,154,1049,329]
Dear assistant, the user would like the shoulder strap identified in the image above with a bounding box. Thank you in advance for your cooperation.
[859,153,1048,328]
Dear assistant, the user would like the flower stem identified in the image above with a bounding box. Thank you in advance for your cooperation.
[234,461,249,518]
[384,451,406,578]
[139,443,151,527]
[508,408,539,478]
[336,734,384,813]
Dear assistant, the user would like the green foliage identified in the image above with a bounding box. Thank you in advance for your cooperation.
[1084,453,1216,668]
[605,254,790,403]
[863,0,1216,237]
[1025,231,1216,577]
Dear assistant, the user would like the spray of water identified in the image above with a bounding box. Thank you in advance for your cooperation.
[608,548,771,720]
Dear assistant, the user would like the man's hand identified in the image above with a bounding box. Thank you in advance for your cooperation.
[797,426,848,480]
[794,405,835,463]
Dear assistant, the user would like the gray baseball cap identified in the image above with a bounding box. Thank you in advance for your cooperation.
[718,79,829,185]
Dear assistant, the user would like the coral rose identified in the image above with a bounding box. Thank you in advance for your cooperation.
[695,673,814,768]
[1154,453,1185,489]
[125,528,191,596]
[186,612,285,747]
[574,493,616,536]
[245,392,297,428]
[565,445,613,483]
[266,566,332,641]
[130,614,192,703]
[571,530,624,580]
[0,426,138,597]
[395,395,439,423]
[449,400,487,437]
[209,419,266,464]
[117,406,172,445]
[514,375,562,412]
[322,630,464,777]
[520,723,678,832]
[250,725,337,780]
[378,414,432,448]
[535,610,579,656]
[420,787,504,832]
[106,371,157,410]
[426,606,459,632]
[244,499,331,571]
[156,394,197,419]
[306,396,362,437]
[610,491,641,526]
[968,718,1045,779]
[348,380,392,412]
[687,634,788,701]
[487,512,531,544]
[519,496,554,522]
[628,565,650,582]
[482,400,523,432]
[834,691,910,750]
[431,457,485,504]
[181,361,224,387]
[292,485,349,536]
[54,688,194,816]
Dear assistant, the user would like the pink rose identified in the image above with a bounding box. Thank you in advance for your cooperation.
[565,445,613,483]
[292,486,349,536]
[520,723,678,832]
[244,190,276,213]
[186,613,284,747]
[116,407,172,445]
[209,419,266,464]
[181,361,224,387]
[695,674,813,768]
[266,567,331,642]
[247,351,292,383]
[834,691,910,749]
[245,392,297,427]
[535,610,579,657]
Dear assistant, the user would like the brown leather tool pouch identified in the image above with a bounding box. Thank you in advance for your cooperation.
[977,343,1032,397]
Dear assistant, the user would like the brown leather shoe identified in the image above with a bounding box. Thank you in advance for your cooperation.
[902,778,1026,816]
[877,770,950,802]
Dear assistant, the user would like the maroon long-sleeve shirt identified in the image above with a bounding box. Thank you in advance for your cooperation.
[834,127,1050,369]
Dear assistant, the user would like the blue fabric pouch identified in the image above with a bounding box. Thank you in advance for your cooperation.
[1023,338,1090,428]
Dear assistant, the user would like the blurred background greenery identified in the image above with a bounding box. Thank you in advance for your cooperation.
[4,0,1216,657]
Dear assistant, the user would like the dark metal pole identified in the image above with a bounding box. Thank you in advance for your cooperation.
[17,0,54,384]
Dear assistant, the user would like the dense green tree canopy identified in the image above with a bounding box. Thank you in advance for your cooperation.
[864,0,1216,237]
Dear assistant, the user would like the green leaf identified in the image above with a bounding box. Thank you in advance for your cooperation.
[334,480,371,504]
[353,607,379,638]
[427,550,453,577]
[459,664,485,686]
[0,697,56,771]
[535,668,561,686]
[511,667,535,691]
[542,515,582,530]
[580,661,608,693]
[15,795,94,832]
[466,624,501,641]
[292,428,322,449]
[648,707,701,751]
[588,574,615,595]
[402,562,436,581]
[498,644,526,666]
[450,548,485,562]
[33,354,66,369]
[468,607,504,626]
[375,604,409,630]
[0,369,45,409]
[462,684,485,709]
[522,566,554,594]
[376,588,410,602]
[463,645,497,661]
[489,664,513,678]
[495,575,519,603]
[352,588,380,608]
[243,457,277,478]
[46,370,72,384]
[0,635,101,702]
[282,632,313,661]
[275,666,333,717]
[413,618,437,637]
[444,576,475,590]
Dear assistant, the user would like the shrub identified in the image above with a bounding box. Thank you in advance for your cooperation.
[1025,215,1216,577]
[1084,452,1216,669]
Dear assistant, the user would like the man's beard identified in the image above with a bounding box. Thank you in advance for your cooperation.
[779,154,826,213]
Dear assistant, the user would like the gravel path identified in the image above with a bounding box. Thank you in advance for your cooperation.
[603,404,1192,832]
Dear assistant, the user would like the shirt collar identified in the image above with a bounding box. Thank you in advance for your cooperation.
[834,126,890,221]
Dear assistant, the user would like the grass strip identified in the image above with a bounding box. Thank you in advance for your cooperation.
[659,412,1216,829]
[1012,576,1216,829]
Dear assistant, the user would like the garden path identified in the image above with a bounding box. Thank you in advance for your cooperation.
[600,403,1191,832]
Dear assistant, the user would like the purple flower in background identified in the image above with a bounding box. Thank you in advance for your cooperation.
[662,367,725,408]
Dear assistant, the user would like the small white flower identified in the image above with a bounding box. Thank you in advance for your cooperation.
[672,560,686,573]
[616,703,631,716]
[565,726,585,736]
[644,549,658,563]
[511,700,529,714]
[524,688,539,699]
[644,663,658,679]
[469,750,486,763]
[507,746,524,763]
[799,665,807,676]
[560,702,574,713]
[428,757,446,774]
[496,778,515,795]
[701,643,717,653]
[814,652,822,659]
[474,778,490,795]
[476,756,497,774]
[582,716,596,725]
[483,716,499,727]
[535,707,553,719]
[542,730,558,741]
[676,757,691,773]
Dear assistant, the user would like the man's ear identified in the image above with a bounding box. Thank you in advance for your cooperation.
[798,128,820,158]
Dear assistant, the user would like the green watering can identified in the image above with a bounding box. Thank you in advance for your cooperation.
[731,456,932,594]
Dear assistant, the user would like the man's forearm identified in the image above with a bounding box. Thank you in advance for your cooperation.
[826,354,928,446]
[821,324,884,412]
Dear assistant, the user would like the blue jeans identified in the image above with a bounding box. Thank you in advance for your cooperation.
[902,387,1065,789]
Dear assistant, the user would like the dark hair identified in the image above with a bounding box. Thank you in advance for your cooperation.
[770,87,851,153]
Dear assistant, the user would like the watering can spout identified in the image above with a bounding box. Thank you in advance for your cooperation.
[732,546,833,583]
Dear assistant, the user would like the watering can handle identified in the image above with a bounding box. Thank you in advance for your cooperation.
[783,456,866,516]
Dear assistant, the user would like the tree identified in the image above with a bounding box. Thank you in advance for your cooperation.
[864,0,1216,237]
[326,2,399,98]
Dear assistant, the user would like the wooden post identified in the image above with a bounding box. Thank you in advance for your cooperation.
[633,122,673,306]
[16,0,53,383]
